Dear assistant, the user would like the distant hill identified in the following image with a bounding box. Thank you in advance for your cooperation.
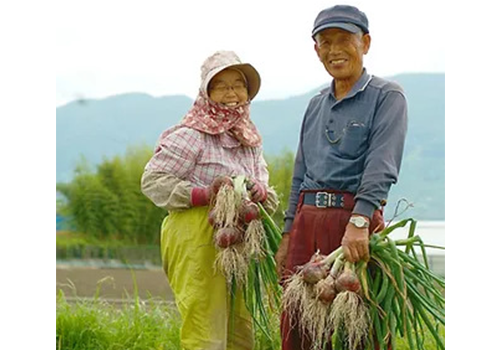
[56,73,444,220]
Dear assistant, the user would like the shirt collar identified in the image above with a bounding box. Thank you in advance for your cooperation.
[329,68,372,102]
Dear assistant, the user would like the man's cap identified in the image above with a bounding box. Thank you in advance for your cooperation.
[312,5,369,38]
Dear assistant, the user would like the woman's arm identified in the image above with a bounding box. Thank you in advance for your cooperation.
[141,170,194,211]
[141,127,202,211]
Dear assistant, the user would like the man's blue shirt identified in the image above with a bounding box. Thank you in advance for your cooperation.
[284,69,408,232]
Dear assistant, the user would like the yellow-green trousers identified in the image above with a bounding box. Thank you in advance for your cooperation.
[161,206,253,350]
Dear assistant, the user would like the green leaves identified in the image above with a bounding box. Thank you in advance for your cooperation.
[362,220,445,350]
[264,150,295,227]
[240,202,282,343]
[56,146,165,244]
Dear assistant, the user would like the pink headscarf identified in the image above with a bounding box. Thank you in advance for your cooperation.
[180,91,262,147]
[179,51,262,148]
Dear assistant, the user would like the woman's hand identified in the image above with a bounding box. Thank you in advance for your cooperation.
[246,179,268,203]
[191,176,233,207]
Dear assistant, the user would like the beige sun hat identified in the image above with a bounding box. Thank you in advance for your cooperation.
[200,50,261,101]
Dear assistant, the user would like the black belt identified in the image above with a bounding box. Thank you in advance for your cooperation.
[302,191,354,209]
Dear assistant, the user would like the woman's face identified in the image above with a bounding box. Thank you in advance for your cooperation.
[208,68,249,107]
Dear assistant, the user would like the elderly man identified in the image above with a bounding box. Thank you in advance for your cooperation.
[276,4,408,350]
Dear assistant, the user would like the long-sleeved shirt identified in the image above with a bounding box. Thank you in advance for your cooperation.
[284,69,408,232]
[141,125,279,214]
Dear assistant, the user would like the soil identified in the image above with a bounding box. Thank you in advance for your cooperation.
[56,265,174,302]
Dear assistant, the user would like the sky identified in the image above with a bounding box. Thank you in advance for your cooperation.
[56,0,445,106]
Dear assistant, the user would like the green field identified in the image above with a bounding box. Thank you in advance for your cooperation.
[56,291,443,350]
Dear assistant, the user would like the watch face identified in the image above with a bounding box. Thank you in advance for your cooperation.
[351,216,367,228]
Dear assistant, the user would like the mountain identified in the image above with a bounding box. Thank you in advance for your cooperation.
[56,73,445,220]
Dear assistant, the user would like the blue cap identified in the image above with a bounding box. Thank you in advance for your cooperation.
[312,5,369,38]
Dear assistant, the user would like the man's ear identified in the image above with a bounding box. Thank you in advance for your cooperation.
[362,33,371,54]
[314,43,321,60]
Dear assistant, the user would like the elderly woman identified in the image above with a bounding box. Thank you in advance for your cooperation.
[141,51,279,350]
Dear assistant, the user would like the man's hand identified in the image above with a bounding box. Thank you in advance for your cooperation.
[275,233,290,279]
[341,221,370,263]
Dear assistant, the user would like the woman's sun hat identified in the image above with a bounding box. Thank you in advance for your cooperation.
[200,50,261,101]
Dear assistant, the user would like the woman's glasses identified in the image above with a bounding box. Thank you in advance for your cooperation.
[209,82,247,94]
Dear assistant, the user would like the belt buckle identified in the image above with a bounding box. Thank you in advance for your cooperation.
[315,192,330,208]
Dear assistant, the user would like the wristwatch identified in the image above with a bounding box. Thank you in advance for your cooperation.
[349,216,370,229]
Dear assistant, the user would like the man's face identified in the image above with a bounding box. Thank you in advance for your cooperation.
[314,28,371,81]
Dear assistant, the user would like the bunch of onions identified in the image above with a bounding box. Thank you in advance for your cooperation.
[282,218,445,350]
[207,175,282,342]
[208,176,247,285]
[240,199,265,257]
[282,249,343,349]
[330,262,370,350]
[282,247,369,350]
[209,176,270,284]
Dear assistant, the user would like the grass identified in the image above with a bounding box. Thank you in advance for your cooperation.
[56,290,283,350]
[56,290,181,350]
[57,289,443,350]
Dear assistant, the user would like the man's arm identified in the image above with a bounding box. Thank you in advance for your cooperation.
[283,142,306,233]
[343,88,408,262]
[353,89,408,218]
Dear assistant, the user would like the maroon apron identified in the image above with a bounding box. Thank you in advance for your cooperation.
[280,190,387,350]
